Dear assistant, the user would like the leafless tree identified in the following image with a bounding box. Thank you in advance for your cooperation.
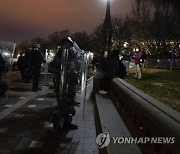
[48,29,70,49]
[15,40,30,55]
[71,31,90,51]
[89,24,103,54]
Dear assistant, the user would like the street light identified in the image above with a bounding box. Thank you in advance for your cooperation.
[101,0,113,57]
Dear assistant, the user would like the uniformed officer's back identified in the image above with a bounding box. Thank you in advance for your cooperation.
[30,48,45,68]
[30,44,45,92]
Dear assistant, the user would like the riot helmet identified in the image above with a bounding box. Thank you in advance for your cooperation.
[59,37,74,49]
[32,43,41,51]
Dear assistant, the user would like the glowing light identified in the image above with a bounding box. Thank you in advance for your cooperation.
[101,0,111,2]
[3,52,11,56]
[49,52,54,57]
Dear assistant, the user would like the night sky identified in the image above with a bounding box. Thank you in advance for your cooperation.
[0,0,131,43]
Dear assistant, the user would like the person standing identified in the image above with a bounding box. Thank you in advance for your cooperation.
[92,55,98,70]
[17,52,26,80]
[169,49,177,70]
[23,50,31,83]
[134,46,143,79]
[121,42,132,76]
[0,53,7,96]
[0,53,6,79]
[49,37,80,130]
[99,49,120,94]
[30,44,45,92]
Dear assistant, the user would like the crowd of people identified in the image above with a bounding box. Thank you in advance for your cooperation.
[0,39,178,131]
[99,42,145,95]
[1,41,145,98]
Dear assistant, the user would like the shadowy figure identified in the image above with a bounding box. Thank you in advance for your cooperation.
[0,53,7,96]
[99,49,120,94]
[169,50,177,70]
[23,50,31,83]
[92,55,98,70]
[121,42,133,76]
[133,46,143,79]
[30,44,46,92]
[49,37,80,130]
[17,52,26,79]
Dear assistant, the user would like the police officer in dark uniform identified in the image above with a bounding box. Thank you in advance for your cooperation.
[17,52,26,79]
[30,44,46,92]
[0,53,7,96]
[0,53,6,80]
[49,37,80,130]
[23,50,31,83]
[64,47,80,129]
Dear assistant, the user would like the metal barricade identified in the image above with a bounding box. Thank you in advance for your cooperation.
[49,37,89,130]
[0,41,16,97]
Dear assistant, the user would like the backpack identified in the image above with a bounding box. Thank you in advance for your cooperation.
[0,80,7,96]
[118,61,127,79]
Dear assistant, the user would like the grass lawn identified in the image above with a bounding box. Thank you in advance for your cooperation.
[124,69,180,112]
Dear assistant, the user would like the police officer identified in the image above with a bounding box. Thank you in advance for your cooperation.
[17,52,26,80]
[0,53,7,96]
[30,44,45,92]
[49,37,80,130]
[0,53,6,80]
[23,50,31,83]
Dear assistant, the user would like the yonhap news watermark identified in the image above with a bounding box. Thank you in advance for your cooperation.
[112,136,175,144]
[96,132,175,149]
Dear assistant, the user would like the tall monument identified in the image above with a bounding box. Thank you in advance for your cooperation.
[102,0,113,56]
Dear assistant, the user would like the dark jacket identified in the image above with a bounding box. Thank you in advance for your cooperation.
[0,54,6,72]
[122,48,132,61]
[48,51,62,75]
[30,50,45,68]
[18,55,26,70]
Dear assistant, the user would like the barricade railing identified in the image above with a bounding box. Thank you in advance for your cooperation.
[109,78,180,154]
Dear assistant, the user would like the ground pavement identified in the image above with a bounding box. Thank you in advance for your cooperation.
[0,73,98,154]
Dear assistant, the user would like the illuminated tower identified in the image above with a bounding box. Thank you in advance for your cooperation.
[102,0,113,56]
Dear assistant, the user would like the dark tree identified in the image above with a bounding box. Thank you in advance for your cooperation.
[15,40,30,56]
[48,29,70,49]
[89,24,103,55]
[71,31,90,51]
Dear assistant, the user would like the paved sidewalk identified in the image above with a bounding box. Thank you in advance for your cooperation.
[0,74,98,154]
[93,71,141,154]
[54,82,98,154]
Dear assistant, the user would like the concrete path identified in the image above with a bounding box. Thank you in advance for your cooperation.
[0,74,98,154]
